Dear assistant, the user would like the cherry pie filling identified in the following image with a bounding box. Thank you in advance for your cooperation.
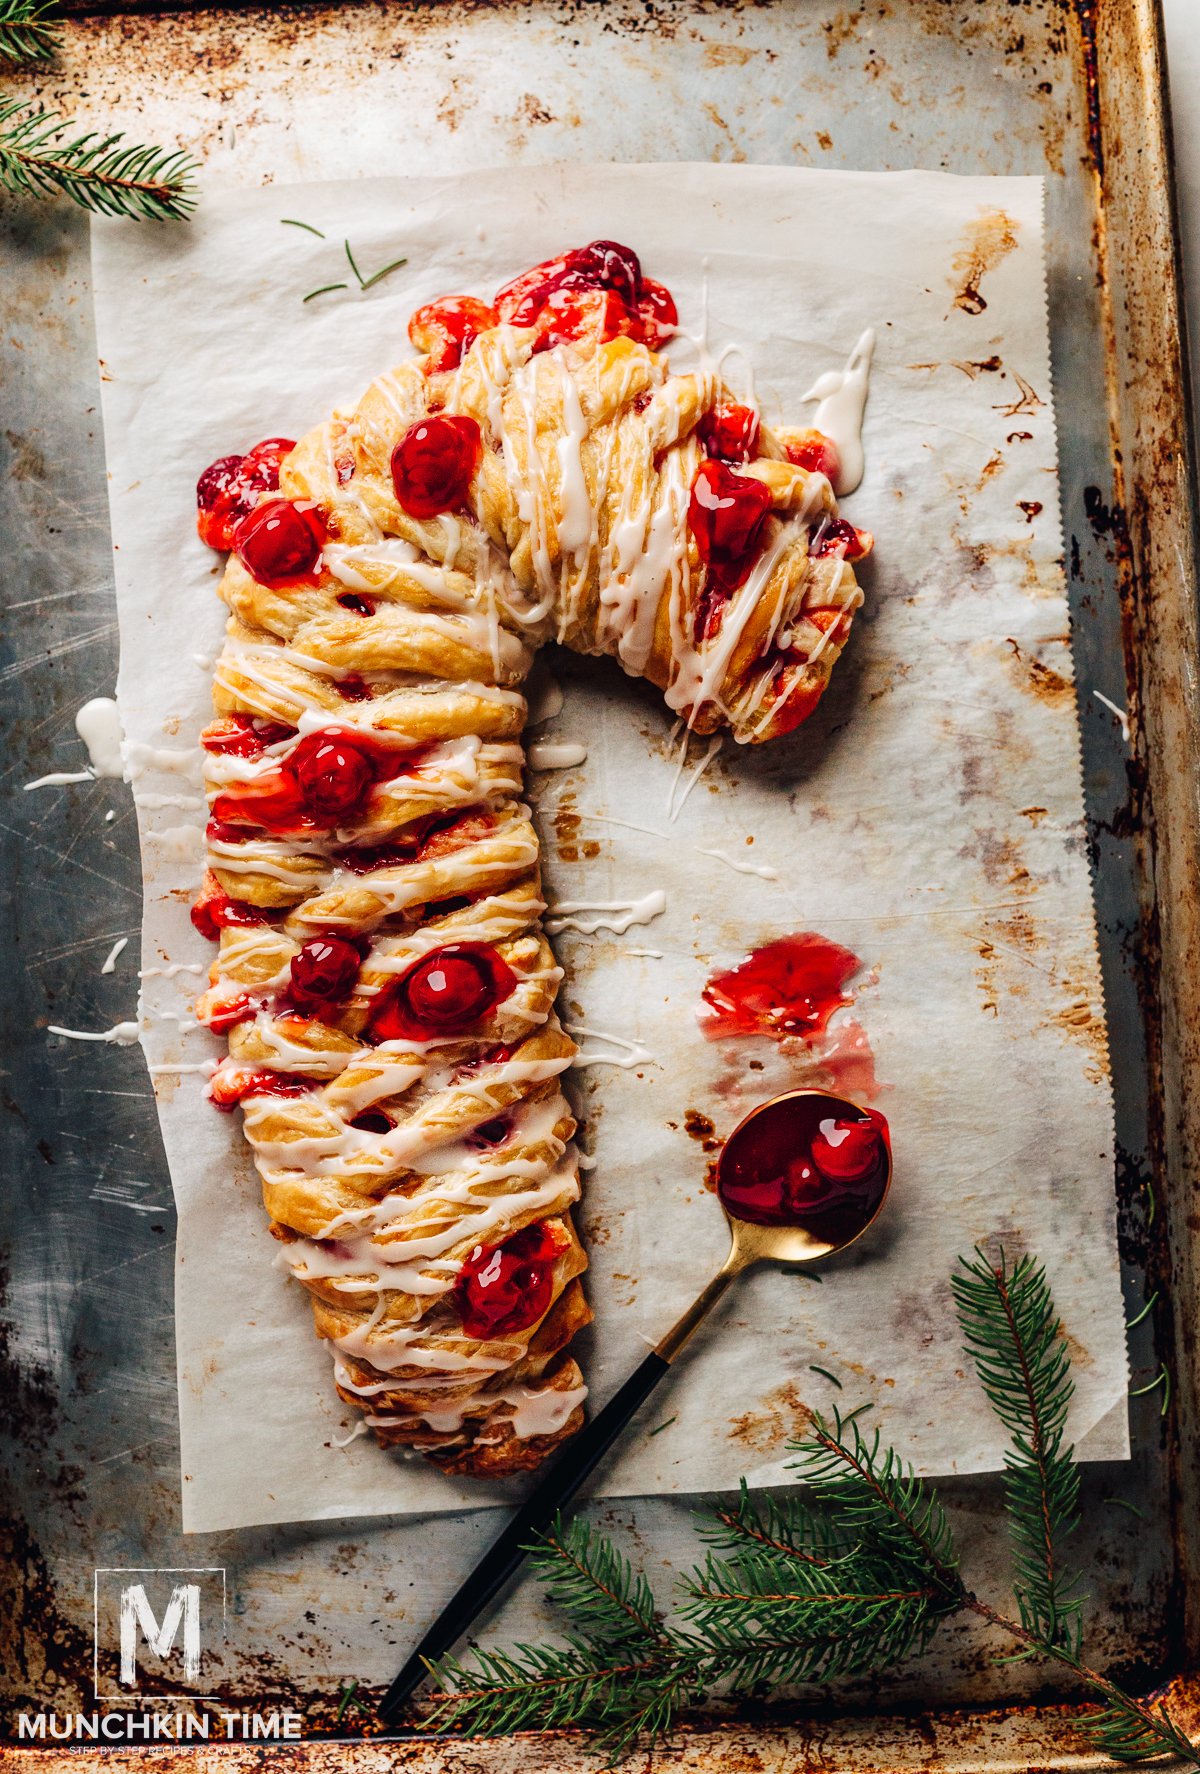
[195,435,295,551]
[207,729,420,837]
[366,942,518,1043]
[453,1221,561,1340]
[717,1095,890,1237]
[390,415,482,520]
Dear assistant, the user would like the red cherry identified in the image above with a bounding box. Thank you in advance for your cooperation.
[811,517,872,562]
[190,872,268,940]
[699,403,761,465]
[390,416,481,520]
[454,1222,560,1339]
[716,1093,891,1235]
[367,943,518,1043]
[688,459,773,593]
[196,455,249,550]
[531,287,640,355]
[233,498,324,586]
[567,239,642,305]
[195,437,295,551]
[201,713,296,758]
[811,1111,887,1182]
[409,295,498,373]
[208,1067,319,1111]
[283,730,375,820]
[636,276,678,347]
[289,935,362,1010]
[336,593,375,616]
[786,433,841,482]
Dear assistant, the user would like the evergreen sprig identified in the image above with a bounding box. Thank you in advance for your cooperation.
[953,1249,1083,1652]
[0,98,197,220]
[419,1248,1195,1764]
[0,0,60,64]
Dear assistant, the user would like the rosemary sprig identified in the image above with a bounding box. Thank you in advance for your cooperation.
[0,98,197,220]
[0,0,59,64]
[421,1249,1195,1767]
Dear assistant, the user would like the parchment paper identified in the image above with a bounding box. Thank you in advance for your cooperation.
[90,164,1127,1534]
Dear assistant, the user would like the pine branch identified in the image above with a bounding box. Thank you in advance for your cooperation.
[530,1513,664,1650]
[0,0,59,63]
[418,1256,1197,1768]
[0,99,197,220]
[794,1405,964,1600]
[953,1249,1083,1652]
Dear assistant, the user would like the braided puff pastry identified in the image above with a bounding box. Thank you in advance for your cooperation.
[192,239,872,1479]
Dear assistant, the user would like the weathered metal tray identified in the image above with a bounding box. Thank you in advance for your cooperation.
[3,0,1199,1764]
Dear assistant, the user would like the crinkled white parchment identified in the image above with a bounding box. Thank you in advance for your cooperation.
[90,163,1126,1533]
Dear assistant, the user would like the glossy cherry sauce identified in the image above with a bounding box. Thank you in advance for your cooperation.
[207,728,416,836]
[717,1094,890,1243]
[390,416,481,519]
[453,1221,560,1339]
[196,436,295,551]
[699,932,859,1041]
[366,942,518,1043]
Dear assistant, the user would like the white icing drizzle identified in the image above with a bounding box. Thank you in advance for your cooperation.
[140,963,204,979]
[562,1022,656,1070]
[75,696,127,779]
[667,729,723,822]
[545,890,666,936]
[23,771,94,791]
[48,1020,140,1046]
[800,328,875,496]
[527,740,588,770]
[696,846,779,880]
[1093,689,1131,742]
[100,937,129,974]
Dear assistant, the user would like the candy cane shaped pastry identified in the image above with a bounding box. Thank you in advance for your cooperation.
[192,240,872,1478]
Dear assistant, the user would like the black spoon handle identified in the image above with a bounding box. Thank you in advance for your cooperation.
[378,1346,671,1721]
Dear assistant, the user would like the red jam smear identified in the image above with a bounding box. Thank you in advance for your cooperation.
[699,403,761,466]
[209,728,416,835]
[717,1094,890,1242]
[699,933,859,1042]
[233,498,325,586]
[494,239,677,349]
[454,1221,560,1339]
[390,416,481,520]
[196,436,295,552]
[289,934,363,1012]
[367,942,518,1043]
[190,872,270,940]
[208,1068,321,1111]
[409,295,499,374]
[688,458,773,601]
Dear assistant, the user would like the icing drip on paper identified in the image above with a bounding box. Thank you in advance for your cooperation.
[800,328,875,496]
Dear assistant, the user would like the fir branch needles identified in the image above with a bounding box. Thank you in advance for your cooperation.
[0,0,60,64]
[423,1248,1195,1767]
[0,98,197,220]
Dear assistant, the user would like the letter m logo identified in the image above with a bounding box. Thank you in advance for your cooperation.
[119,1583,200,1684]
[94,1568,225,1698]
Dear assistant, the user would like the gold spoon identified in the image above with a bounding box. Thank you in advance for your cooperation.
[381,1086,893,1719]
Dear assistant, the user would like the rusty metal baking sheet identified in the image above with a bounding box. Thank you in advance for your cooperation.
[2,0,1196,1758]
